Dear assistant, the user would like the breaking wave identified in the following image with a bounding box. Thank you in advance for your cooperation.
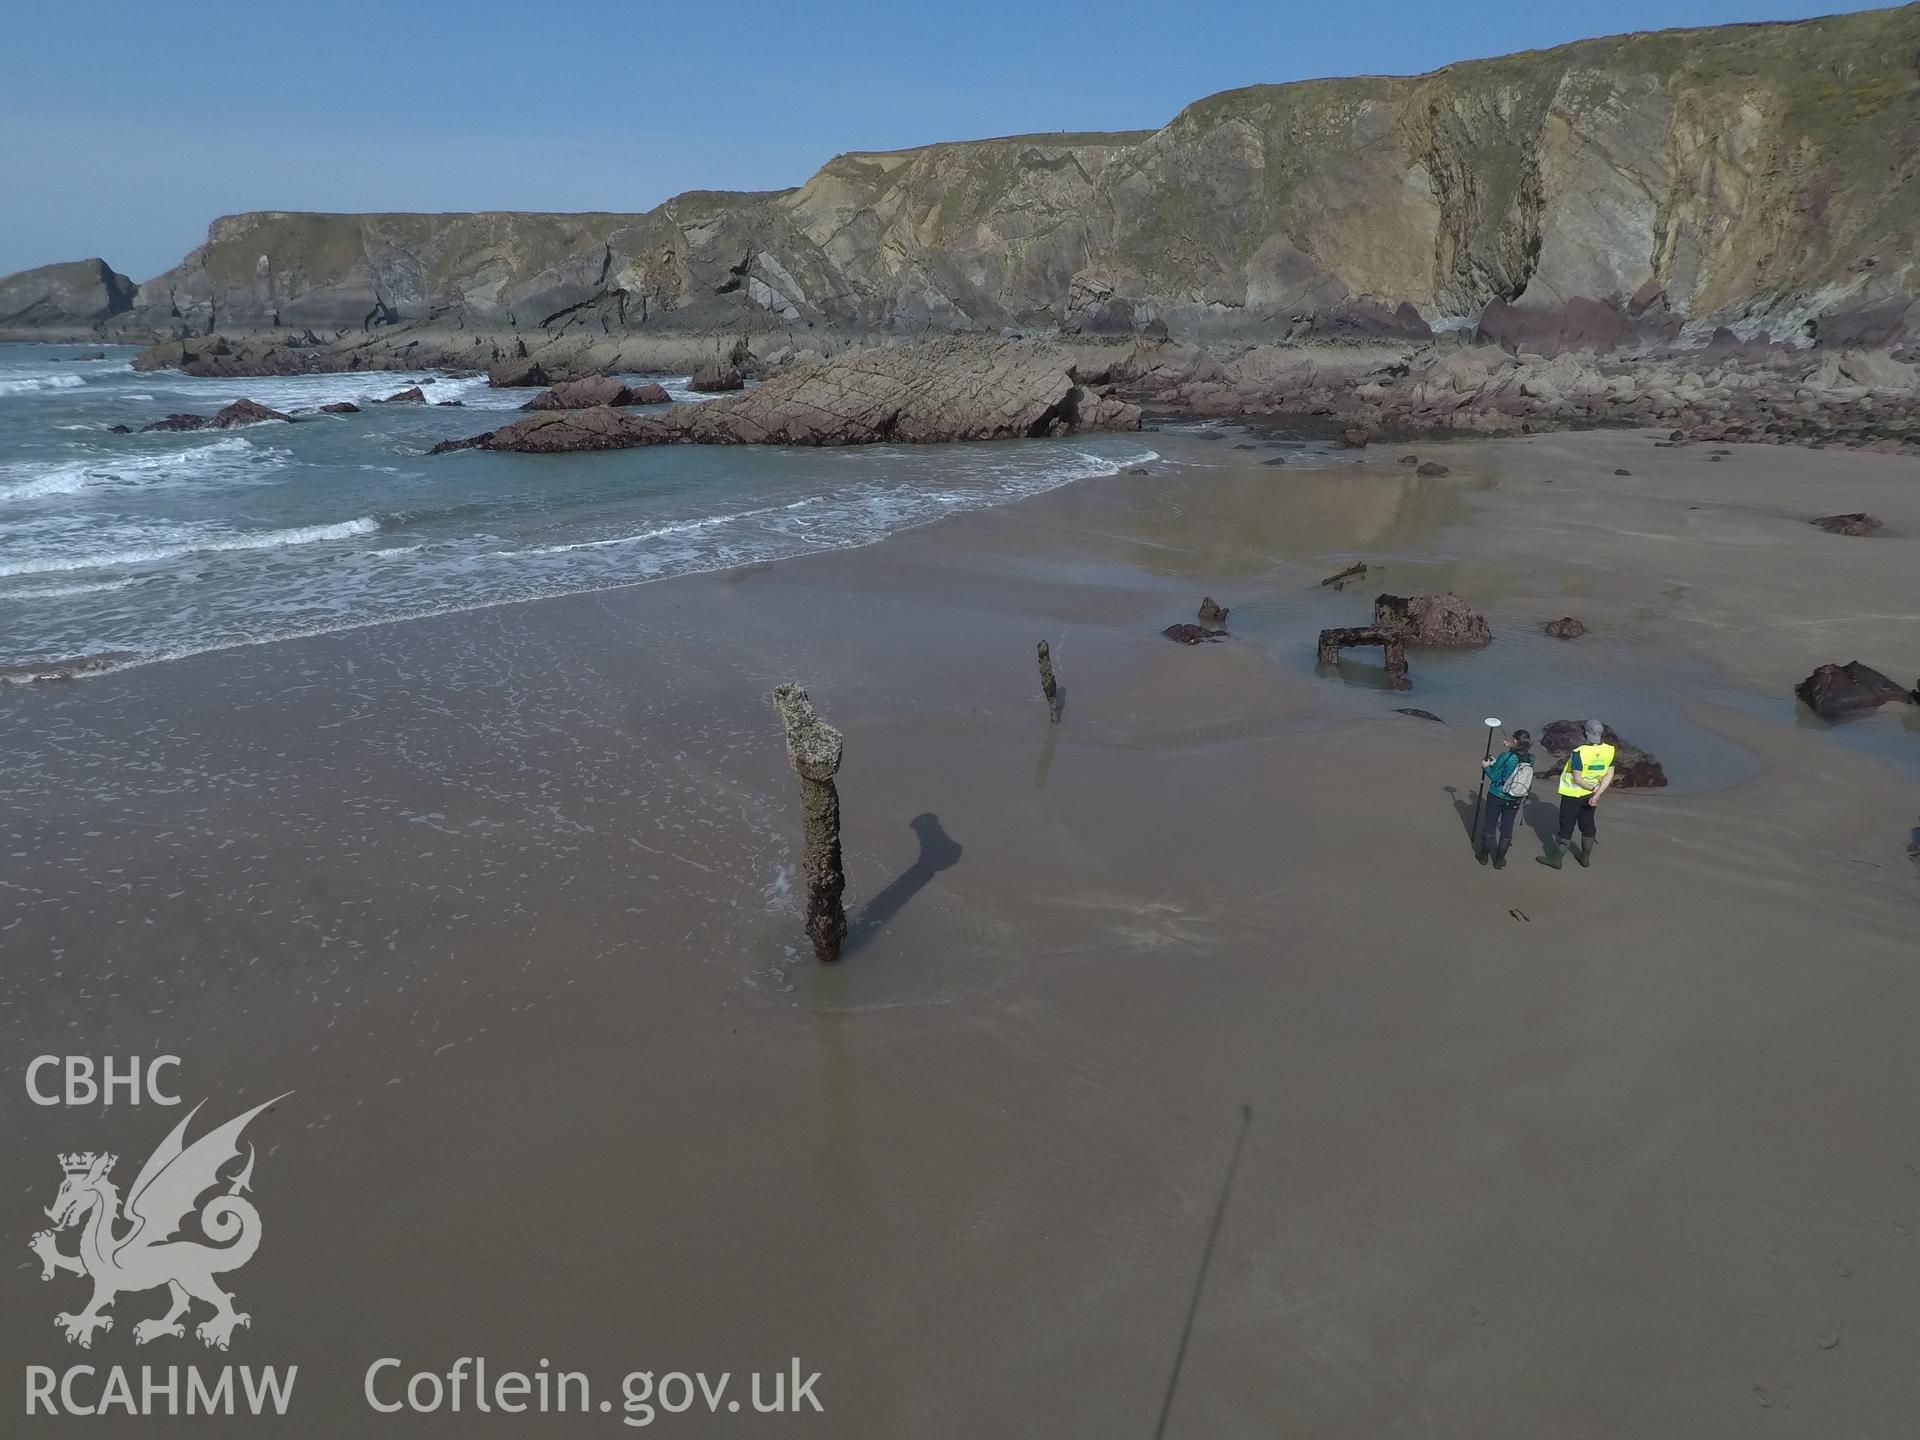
[0,517,379,578]
[0,437,284,504]
[0,374,85,397]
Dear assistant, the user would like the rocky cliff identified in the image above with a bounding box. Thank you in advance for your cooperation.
[0,259,136,333]
[18,4,1920,349]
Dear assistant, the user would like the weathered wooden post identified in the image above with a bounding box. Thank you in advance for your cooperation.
[772,684,847,962]
[1036,641,1060,722]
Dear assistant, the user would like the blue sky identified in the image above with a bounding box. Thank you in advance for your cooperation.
[0,0,1889,281]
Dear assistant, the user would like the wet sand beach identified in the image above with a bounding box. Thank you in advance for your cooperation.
[4,430,1918,1437]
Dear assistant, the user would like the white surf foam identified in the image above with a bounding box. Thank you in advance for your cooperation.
[0,374,85,397]
[500,499,818,558]
[0,436,282,504]
[0,516,378,578]
[0,577,140,601]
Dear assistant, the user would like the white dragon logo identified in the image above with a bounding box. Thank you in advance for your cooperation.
[29,1095,288,1351]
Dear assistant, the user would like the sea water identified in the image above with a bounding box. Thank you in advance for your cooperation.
[0,344,1160,673]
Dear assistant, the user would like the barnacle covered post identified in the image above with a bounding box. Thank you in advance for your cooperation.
[1036,641,1060,722]
[772,684,848,962]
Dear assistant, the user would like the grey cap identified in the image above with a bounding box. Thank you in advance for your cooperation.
[1583,718,1605,743]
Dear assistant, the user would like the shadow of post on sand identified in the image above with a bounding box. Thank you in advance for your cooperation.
[842,813,962,956]
[1447,783,1556,857]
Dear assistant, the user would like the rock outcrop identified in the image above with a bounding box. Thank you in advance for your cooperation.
[488,358,559,388]
[1543,617,1587,640]
[0,259,135,332]
[1794,662,1917,721]
[521,377,668,410]
[689,362,745,393]
[436,339,1140,454]
[1099,339,1920,450]
[140,399,294,431]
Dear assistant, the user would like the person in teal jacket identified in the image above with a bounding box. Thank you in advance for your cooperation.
[1476,728,1534,869]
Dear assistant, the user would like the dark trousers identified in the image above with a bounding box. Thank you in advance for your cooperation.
[1556,792,1598,843]
[1478,795,1519,852]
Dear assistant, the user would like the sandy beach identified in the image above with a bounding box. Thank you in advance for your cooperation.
[4,428,1918,1437]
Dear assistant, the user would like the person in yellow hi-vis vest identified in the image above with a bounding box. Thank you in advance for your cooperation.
[1538,718,1616,870]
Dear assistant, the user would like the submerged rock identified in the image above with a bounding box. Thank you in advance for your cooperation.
[1338,426,1370,449]
[1543,616,1588,640]
[1164,624,1227,644]
[0,651,136,684]
[1794,661,1916,721]
[319,401,360,414]
[210,398,294,427]
[141,398,293,431]
[1809,512,1883,536]
[1415,461,1450,476]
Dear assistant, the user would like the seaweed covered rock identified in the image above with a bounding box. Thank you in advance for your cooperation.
[1373,593,1492,647]
[1537,719,1667,788]
[1794,661,1916,721]
[1809,512,1883,536]
[1164,624,1227,644]
[1543,616,1587,639]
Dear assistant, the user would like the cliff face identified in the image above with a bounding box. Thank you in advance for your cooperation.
[77,4,1920,347]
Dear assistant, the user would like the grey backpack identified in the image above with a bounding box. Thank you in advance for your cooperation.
[1502,758,1535,798]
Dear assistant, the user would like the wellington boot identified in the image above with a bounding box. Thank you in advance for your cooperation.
[1536,840,1565,870]
[1492,842,1510,870]
[1571,836,1595,868]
